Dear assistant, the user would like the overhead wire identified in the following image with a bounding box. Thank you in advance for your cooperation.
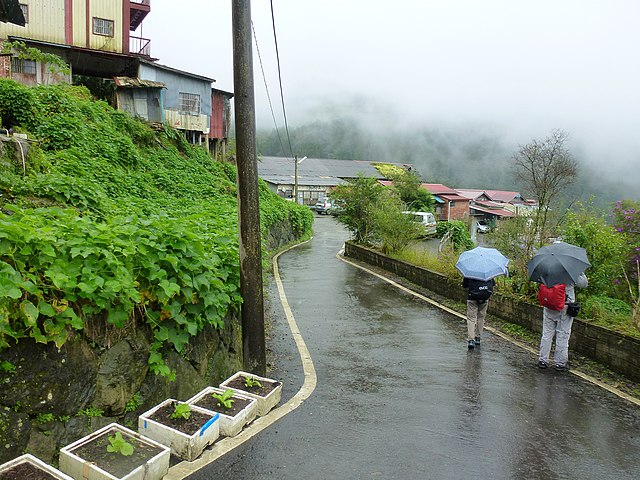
[251,20,288,159]
[269,0,295,159]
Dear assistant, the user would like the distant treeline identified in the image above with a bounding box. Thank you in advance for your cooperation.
[255,110,636,209]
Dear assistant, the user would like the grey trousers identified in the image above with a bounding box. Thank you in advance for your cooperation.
[466,300,488,340]
[538,306,574,366]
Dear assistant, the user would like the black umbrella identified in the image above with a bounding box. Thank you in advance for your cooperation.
[527,242,591,287]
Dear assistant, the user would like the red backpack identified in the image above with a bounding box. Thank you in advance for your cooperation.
[538,284,566,311]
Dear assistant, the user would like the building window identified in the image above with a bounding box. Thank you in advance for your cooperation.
[11,57,36,75]
[93,17,114,37]
[19,3,28,23]
[179,92,200,115]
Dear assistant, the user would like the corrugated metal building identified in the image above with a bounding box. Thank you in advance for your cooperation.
[0,0,152,81]
[113,76,164,124]
[139,59,213,146]
[210,87,233,159]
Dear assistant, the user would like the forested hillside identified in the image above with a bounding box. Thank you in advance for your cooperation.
[0,79,312,372]
[256,105,638,207]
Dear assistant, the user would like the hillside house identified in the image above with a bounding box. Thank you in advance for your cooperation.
[0,0,152,83]
[456,188,537,222]
[137,59,213,146]
[421,183,470,221]
[0,1,234,151]
[113,75,164,124]
[210,87,233,159]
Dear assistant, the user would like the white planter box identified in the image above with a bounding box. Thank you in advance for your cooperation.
[59,423,170,480]
[0,454,73,480]
[186,386,258,437]
[138,399,220,462]
[219,371,283,416]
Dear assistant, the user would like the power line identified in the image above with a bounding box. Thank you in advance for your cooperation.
[270,0,295,159]
[252,20,288,158]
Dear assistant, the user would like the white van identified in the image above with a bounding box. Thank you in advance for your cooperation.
[402,211,437,236]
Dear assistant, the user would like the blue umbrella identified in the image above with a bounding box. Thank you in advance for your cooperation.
[455,247,510,281]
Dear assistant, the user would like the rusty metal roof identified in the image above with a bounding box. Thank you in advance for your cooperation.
[113,76,165,89]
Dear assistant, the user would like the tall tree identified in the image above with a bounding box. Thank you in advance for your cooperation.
[389,170,435,212]
[511,129,578,254]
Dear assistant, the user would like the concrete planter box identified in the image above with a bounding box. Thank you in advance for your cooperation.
[138,399,220,462]
[219,371,283,416]
[0,454,73,480]
[59,423,170,480]
[186,386,258,437]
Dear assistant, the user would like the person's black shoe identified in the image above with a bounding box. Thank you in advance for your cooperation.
[555,364,567,372]
[538,360,549,369]
[474,336,481,346]
[467,340,475,350]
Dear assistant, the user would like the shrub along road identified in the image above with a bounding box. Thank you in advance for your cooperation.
[186,216,640,479]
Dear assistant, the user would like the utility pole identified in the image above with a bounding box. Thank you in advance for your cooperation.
[294,155,299,203]
[294,156,306,204]
[232,0,265,376]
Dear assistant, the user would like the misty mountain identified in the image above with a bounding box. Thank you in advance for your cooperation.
[256,101,637,208]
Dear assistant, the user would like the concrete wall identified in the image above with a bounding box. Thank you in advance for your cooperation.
[344,241,640,383]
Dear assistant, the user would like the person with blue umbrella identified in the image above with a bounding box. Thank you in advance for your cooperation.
[456,247,510,350]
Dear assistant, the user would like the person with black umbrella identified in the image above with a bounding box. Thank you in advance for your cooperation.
[528,241,590,371]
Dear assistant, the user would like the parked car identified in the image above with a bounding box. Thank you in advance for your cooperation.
[315,200,333,215]
[476,220,490,233]
[402,211,437,236]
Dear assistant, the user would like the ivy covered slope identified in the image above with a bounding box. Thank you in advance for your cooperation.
[0,79,312,373]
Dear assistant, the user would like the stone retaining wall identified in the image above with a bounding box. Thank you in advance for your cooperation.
[345,241,640,383]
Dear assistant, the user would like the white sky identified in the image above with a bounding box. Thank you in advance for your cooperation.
[143,0,640,168]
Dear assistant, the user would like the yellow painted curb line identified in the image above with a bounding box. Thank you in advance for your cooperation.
[338,250,640,407]
[165,239,317,479]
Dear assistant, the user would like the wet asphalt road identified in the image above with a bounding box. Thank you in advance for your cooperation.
[188,216,640,479]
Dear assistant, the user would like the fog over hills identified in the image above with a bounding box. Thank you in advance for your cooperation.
[257,96,639,208]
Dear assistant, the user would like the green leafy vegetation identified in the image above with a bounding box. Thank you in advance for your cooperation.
[170,402,191,420]
[331,175,424,253]
[0,360,15,374]
[1,41,70,76]
[211,389,235,410]
[107,431,134,456]
[395,202,639,337]
[243,375,262,389]
[0,79,312,373]
[435,221,474,252]
[77,407,103,418]
[124,394,141,414]
[35,413,55,424]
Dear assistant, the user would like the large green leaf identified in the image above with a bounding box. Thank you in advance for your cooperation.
[20,300,39,326]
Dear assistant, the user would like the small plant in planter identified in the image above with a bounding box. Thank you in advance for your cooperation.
[243,375,262,389]
[220,371,283,416]
[212,389,236,410]
[187,387,258,437]
[0,454,74,480]
[170,402,192,420]
[138,399,220,462]
[106,431,134,456]
[59,423,170,480]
